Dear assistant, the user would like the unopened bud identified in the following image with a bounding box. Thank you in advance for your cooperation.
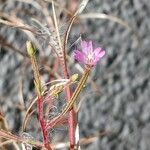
[26,41,36,57]
[70,74,78,82]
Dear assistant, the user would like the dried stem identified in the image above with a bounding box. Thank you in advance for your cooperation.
[0,129,43,148]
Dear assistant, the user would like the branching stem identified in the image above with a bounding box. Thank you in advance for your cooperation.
[46,67,91,129]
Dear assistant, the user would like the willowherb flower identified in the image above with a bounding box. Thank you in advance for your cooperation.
[74,40,105,67]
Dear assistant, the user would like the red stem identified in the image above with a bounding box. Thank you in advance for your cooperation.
[61,5,79,148]
[63,57,76,149]
[38,96,52,150]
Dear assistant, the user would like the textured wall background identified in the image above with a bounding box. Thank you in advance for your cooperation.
[0,0,150,150]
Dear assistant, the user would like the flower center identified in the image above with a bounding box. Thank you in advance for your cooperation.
[87,53,94,63]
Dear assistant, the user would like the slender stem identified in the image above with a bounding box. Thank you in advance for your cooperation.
[62,13,78,150]
[37,96,51,150]
[27,42,52,150]
[46,68,91,129]
[59,68,91,116]
[62,51,75,149]
[48,68,90,148]
[51,3,75,147]
[0,130,43,148]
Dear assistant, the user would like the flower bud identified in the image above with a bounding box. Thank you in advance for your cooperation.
[70,74,78,82]
[26,41,36,57]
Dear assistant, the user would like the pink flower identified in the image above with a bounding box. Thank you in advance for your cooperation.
[74,40,105,67]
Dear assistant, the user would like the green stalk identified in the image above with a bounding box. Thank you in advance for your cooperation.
[60,68,91,116]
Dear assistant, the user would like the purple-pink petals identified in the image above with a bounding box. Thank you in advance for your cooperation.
[74,40,105,67]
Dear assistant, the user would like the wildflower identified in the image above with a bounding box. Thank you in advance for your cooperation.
[74,40,105,67]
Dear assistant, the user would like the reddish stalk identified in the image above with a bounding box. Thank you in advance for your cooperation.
[61,14,79,149]
[26,41,52,150]
[63,56,76,149]
[61,10,79,149]
[37,96,51,150]
[62,16,79,149]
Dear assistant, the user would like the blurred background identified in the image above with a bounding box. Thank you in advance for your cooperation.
[0,0,150,150]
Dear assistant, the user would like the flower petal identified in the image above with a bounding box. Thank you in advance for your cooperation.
[81,40,93,54]
[73,50,85,63]
[94,48,106,58]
